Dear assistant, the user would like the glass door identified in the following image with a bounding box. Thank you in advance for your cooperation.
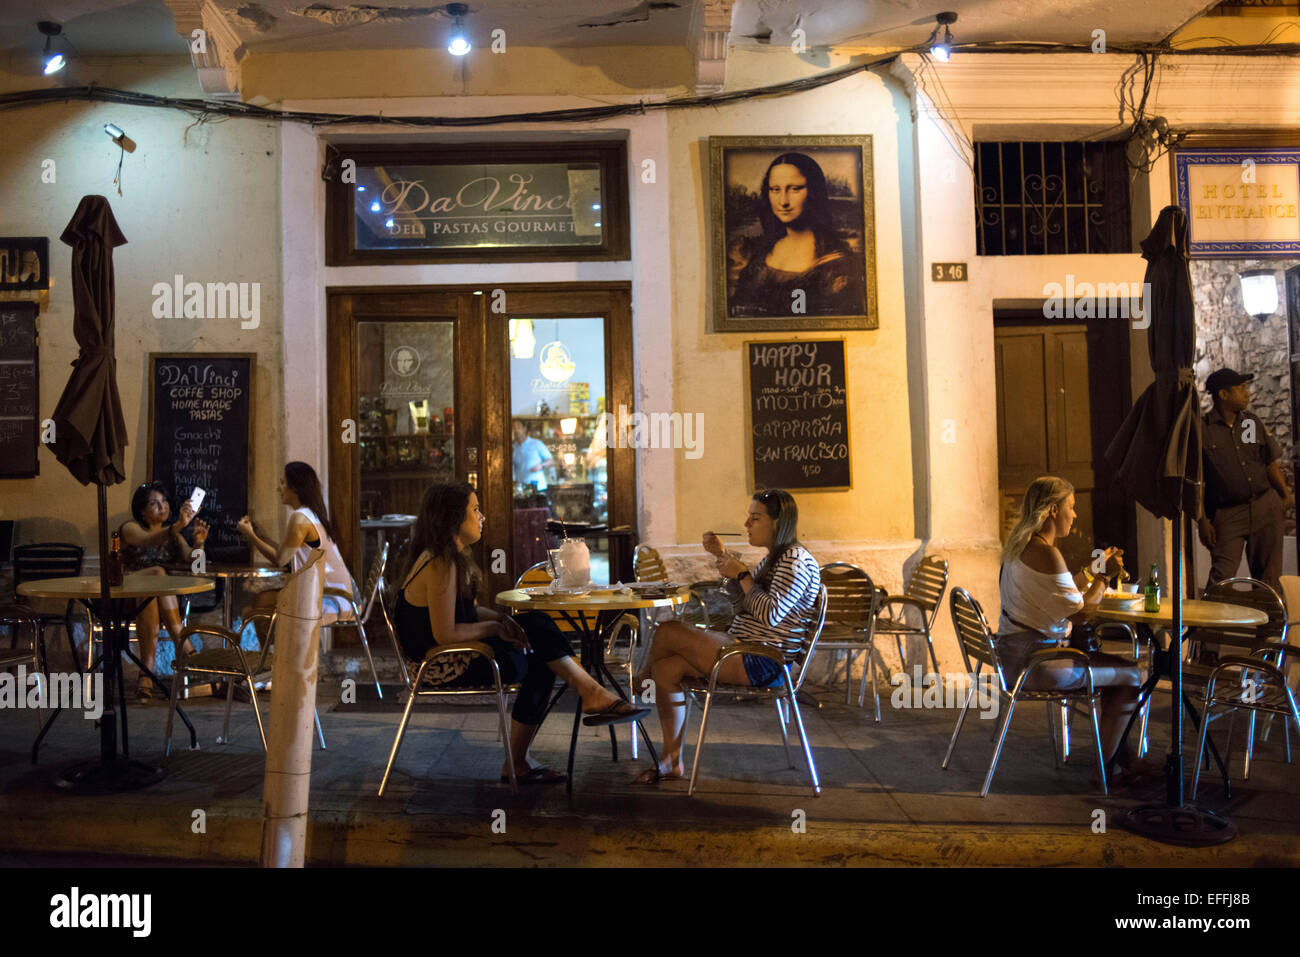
[509,316,609,581]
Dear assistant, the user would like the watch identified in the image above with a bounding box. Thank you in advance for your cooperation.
[736,570,751,584]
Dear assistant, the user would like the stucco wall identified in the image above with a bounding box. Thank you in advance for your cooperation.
[0,57,283,563]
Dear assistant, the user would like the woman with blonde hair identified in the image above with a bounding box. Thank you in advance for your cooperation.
[998,476,1150,784]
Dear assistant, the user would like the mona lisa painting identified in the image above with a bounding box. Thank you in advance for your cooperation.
[710,136,877,332]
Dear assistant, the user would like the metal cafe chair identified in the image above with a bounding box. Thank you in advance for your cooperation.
[634,544,715,632]
[318,542,389,699]
[373,591,520,796]
[680,584,828,796]
[1191,645,1300,799]
[1183,577,1288,779]
[943,588,1108,797]
[804,563,882,717]
[12,542,85,668]
[0,604,45,731]
[164,612,326,760]
[874,554,949,676]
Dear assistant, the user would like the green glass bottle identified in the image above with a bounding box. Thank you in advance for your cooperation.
[1143,562,1160,613]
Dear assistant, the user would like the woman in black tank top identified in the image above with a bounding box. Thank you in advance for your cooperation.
[395,482,649,785]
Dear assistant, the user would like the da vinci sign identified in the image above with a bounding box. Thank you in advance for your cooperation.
[1175,147,1300,257]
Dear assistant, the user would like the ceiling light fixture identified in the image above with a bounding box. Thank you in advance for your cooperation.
[446,3,471,56]
[926,12,957,62]
[39,21,67,75]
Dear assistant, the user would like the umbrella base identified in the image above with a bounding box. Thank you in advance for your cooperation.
[56,759,164,794]
[1120,804,1237,847]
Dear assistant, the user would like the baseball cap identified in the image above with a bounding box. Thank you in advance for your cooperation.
[1205,368,1254,397]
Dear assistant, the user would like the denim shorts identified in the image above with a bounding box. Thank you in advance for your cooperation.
[742,653,784,688]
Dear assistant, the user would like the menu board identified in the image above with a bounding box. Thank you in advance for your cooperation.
[148,354,255,561]
[0,302,39,478]
[746,339,851,491]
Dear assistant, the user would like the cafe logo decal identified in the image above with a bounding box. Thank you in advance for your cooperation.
[538,341,576,383]
[389,346,420,377]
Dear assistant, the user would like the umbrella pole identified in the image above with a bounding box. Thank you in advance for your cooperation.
[97,483,117,770]
[1167,511,1185,807]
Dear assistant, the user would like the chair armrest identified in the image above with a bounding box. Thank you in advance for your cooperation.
[323,586,354,600]
[1094,622,1144,660]
[713,640,783,665]
[877,596,927,615]
[1016,646,1096,694]
[177,623,269,675]
[423,640,497,660]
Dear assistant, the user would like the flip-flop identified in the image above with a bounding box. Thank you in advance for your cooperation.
[582,699,651,726]
[499,766,568,785]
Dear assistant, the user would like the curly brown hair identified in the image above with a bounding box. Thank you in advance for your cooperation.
[402,481,481,602]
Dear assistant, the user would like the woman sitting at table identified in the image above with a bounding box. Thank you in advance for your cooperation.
[394,481,647,785]
[631,488,822,784]
[998,475,1151,784]
[119,481,208,699]
[235,461,353,638]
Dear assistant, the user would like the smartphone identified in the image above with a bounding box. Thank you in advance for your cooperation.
[188,487,205,513]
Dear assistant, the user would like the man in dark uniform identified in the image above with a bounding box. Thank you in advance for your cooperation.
[1197,368,1292,592]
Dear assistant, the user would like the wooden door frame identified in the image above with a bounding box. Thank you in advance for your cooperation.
[993,308,1136,559]
[325,282,635,602]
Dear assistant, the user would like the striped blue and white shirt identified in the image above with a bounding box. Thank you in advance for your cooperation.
[724,545,821,649]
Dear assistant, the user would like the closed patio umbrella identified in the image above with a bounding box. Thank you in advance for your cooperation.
[47,195,144,787]
[1104,204,1231,844]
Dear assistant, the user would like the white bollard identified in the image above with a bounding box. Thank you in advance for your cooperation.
[259,549,325,868]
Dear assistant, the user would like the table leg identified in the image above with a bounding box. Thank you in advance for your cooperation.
[224,580,234,632]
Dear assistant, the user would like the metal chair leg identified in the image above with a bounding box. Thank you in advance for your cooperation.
[844,650,853,705]
[220,677,236,744]
[1138,693,1151,757]
[1060,701,1072,762]
[1244,711,1257,780]
[942,680,979,769]
[786,680,821,795]
[163,665,182,762]
[356,621,383,700]
[1046,700,1060,768]
[1191,704,1215,799]
[776,698,793,768]
[1088,698,1108,796]
[314,709,326,749]
[496,688,517,795]
[688,691,715,796]
[981,696,1019,797]
[247,679,268,750]
[378,684,421,796]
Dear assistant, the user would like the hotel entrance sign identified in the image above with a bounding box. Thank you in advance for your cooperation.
[1175,147,1300,257]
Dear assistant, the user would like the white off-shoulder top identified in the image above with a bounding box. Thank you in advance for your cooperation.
[997,558,1084,641]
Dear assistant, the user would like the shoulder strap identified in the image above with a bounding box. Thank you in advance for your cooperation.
[402,553,435,590]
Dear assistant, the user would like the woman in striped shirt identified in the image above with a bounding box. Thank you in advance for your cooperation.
[632,489,822,784]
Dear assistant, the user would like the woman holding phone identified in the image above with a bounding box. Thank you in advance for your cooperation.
[630,489,822,783]
[119,481,208,699]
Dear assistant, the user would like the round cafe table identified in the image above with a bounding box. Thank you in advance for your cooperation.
[17,573,214,792]
[1089,597,1267,799]
[166,562,286,631]
[495,585,691,794]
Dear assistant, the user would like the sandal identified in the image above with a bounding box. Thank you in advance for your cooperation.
[499,766,568,786]
[633,766,685,785]
[135,679,156,701]
[582,699,651,726]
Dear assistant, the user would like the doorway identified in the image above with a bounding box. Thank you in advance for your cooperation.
[326,283,635,608]
[994,312,1134,572]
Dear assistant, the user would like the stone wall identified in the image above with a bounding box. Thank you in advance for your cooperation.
[1192,259,1300,533]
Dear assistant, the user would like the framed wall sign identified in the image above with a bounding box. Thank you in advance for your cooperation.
[0,237,50,291]
[1174,147,1300,257]
[325,141,630,265]
[0,301,39,478]
[711,136,877,333]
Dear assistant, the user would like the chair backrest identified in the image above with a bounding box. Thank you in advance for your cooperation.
[359,541,390,619]
[634,545,668,583]
[949,588,1005,690]
[788,584,829,690]
[820,562,879,635]
[905,555,950,627]
[516,562,551,588]
[13,542,84,589]
[1201,577,1287,648]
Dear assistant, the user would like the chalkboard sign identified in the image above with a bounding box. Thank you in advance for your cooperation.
[0,301,39,478]
[148,354,255,562]
[746,339,851,491]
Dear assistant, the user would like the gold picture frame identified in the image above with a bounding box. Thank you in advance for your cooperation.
[710,135,877,333]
